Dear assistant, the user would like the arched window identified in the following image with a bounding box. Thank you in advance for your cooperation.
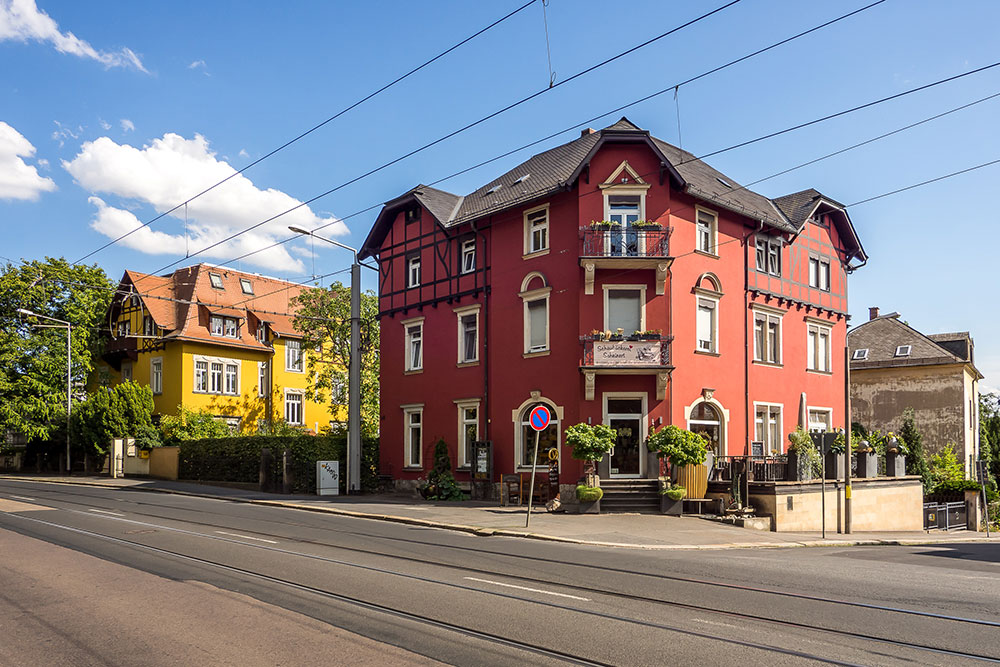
[688,401,722,456]
[518,402,560,467]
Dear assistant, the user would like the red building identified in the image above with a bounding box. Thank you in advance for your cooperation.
[359,118,866,493]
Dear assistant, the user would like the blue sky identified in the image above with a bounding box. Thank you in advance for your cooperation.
[2,0,999,386]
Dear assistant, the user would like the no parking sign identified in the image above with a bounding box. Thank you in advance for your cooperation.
[529,405,550,431]
[524,404,551,528]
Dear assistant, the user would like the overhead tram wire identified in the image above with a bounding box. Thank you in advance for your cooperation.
[138,0,888,276]
[71,0,542,265]
[126,1,744,286]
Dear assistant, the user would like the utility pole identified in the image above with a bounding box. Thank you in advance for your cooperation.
[844,343,852,534]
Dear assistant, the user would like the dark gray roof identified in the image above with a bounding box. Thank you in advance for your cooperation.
[773,189,824,229]
[926,332,973,363]
[412,186,463,224]
[848,315,980,374]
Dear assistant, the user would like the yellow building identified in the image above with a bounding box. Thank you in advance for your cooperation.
[94,263,342,433]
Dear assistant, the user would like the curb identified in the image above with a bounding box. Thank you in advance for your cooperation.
[3,475,997,551]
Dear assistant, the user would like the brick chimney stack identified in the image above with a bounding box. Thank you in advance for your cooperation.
[869,306,879,321]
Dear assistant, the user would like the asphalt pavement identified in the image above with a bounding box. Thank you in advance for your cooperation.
[2,477,999,666]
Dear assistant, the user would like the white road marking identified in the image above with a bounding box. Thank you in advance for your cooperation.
[463,577,590,601]
[88,508,125,517]
[9,495,35,501]
[215,531,278,544]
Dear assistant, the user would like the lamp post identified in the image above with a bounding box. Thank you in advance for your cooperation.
[17,308,72,474]
[289,226,375,494]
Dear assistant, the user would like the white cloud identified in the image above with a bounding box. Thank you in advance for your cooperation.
[51,119,82,147]
[238,149,249,158]
[98,118,111,130]
[0,120,57,200]
[120,118,134,133]
[0,0,147,72]
[62,132,348,272]
[188,59,205,69]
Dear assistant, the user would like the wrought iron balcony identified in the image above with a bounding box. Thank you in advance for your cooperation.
[580,334,672,369]
[580,225,671,259]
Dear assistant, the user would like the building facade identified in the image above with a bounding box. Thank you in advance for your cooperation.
[848,308,981,473]
[360,119,866,488]
[94,264,340,432]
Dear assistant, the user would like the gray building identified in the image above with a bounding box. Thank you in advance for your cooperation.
[848,307,982,474]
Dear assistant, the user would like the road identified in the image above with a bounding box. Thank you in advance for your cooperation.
[1,479,998,666]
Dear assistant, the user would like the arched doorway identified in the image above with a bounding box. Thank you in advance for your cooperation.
[688,401,723,457]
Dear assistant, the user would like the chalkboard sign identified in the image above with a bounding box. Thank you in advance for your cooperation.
[750,441,764,457]
[472,441,492,480]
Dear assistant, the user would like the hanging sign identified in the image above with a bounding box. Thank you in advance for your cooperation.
[593,341,661,366]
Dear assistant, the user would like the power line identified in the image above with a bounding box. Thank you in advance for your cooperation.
[72,0,541,265]
[126,1,742,288]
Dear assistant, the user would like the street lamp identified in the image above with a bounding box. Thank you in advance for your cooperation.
[17,308,72,474]
[289,226,376,494]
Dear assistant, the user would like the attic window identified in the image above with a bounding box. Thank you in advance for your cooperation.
[209,272,224,289]
[404,207,421,223]
[716,177,731,188]
[486,184,502,195]
[240,278,254,295]
[513,174,530,185]
[852,348,868,361]
[894,345,911,357]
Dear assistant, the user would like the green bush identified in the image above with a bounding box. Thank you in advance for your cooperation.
[929,444,965,489]
[663,486,686,501]
[419,439,464,501]
[576,484,603,502]
[899,409,931,490]
[787,427,822,477]
[646,425,708,467]
[932,479,982,494]
[565,423,617,470]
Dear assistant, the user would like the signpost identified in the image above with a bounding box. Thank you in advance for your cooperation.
[525,405,551,528]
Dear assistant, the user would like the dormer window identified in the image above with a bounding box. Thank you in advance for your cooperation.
[895,345,911,357]
[224,318,238,338]
[852,348,869,361]
[209,272,224,289]
[240,278,253,295]
[211,315,239,338]
[211,316,224,336]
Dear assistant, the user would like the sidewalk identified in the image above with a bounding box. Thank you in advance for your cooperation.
[3,474,996,550]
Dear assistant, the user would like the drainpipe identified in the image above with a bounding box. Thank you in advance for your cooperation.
[476,218,491,446]
[744,228,752,455]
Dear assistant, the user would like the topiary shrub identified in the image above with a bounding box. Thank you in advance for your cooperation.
[576,484,603,502]
[419,439,464,501]
[646,425,708,470]
[565,423,616,477]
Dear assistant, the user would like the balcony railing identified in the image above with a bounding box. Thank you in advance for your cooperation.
[711,455,789,482]
[580,334,672,368]
[580,225,671,258]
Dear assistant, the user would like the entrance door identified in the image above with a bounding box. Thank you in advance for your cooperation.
[607,398,644,478]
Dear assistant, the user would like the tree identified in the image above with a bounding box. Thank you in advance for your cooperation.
[980,392,1000,483]
[564,423,617,477]
[0,257,113,441]
[899,407,931,490]
[292,282,379,437]
[928,444,965,488]
[646,425,709,470]
[71,381,158,463]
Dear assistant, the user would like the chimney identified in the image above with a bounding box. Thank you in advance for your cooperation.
[869,306,879,321]
[581,128,596,137]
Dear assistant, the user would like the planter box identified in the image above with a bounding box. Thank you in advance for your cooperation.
[577,499,601,514]
[825,452,845,479]
[660,495,683,515]
[856,452,878,478]
[786,450,814,481]
[886,452,906,477]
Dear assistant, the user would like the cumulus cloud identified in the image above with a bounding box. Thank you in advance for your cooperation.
[0,120,57,200]
[120,118,134,133]
[62,132,348,272]
[0,0,147,71]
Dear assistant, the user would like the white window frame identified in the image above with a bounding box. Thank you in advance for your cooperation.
[809,256,831,291]
[407,255,421,288]
[752,305,784,365]
[209,361,223,393]
[513,398,562,470]
[695,206,718,256]
[285,339,304,373]
[523,204,549,256]
[210,315,224,337]
[852,348,869,361]
[208,272,224,289]
[402,316,424,372]
[461,238,476,274]
[753,402,783,455]
[454,305,480,365]
[224,362,239,395]
[696,295,719,354]
[284,390,303,425]
[807,407,833,433]
[602,284,646,335]
[150,357,163,395]
[456,399,480,469]
[523,295,550,355]
[807,320,833,372]
[224,317,238,338]
[239,278,254,295]
[895,345,912,357]
[403,404,424,468]
[194,360,208,393]
[258,361,268,398]
[755,235,782,276]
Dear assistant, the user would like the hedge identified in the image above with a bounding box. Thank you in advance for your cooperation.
[178,434,379,494]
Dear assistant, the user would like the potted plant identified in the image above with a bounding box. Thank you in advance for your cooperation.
[884,432,907,477]
[631,219,662,230]
[646,425,709,492]
[590,220,620,230]
[564,423,616,512]
[659,478,686,515]
[826,432,846,479]
[636,329,662,341]
[786,427,821,481]
[854,437,878,478]
[575,483,603,514]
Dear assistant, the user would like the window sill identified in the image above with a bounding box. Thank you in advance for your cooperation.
[407,284,421,290]
[693,249,719,260]
[456,360,480,368]
[694,349,720,357]
[753,360,783,368]
[522,248,550,260]
[806,368,834,376]
[285,368,305,374]
[404,369,423,375]
[522,350,550,359]
[402,465,423,472]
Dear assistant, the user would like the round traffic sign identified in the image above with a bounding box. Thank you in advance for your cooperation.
[529,405,551,431]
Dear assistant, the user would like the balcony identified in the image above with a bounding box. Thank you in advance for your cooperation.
[579,334,673,401]
[579,225,673,295]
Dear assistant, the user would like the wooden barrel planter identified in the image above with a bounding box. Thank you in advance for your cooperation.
[674,463,709,499]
